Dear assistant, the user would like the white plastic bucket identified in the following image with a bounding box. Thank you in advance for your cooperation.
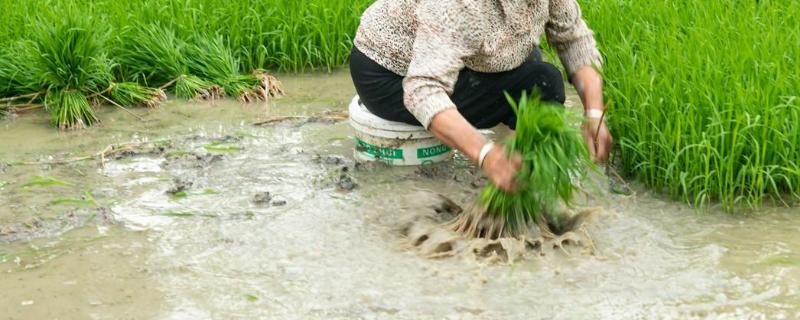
[348,96,453,166]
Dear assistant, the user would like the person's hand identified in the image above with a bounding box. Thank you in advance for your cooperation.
[582,118,613,163]
[482,145,523,192]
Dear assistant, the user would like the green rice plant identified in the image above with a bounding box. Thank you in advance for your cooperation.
[451,93,592,238]
[183,36,262,101]
[47,90,98,130]
[114,23,215,100]
[0,0,372,73]
[109,82,167,108]
[21,175,73,188]
[0,0,368,127]
[204,142,242,153]
[0,43,38,99]
[581,0,800,211]
[29,15,113,94]
[26,13,113,128]
[114,23,187,84]
[174,75,216,101]
[49,191,97,207]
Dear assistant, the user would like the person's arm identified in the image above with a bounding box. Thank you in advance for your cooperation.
[403,2,521,190]
[546,0,612,162]
[428,109,522,191]
[573,66,612,162]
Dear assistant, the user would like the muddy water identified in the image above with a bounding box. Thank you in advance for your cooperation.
[1,70,799,319]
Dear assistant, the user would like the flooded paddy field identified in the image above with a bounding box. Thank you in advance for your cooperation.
[1,71,798,319]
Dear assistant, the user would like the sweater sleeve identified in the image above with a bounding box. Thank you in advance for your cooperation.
[546,0,603,76]
[402,2,478,129]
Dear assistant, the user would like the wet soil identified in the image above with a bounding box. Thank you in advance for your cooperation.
[1,70,799,319]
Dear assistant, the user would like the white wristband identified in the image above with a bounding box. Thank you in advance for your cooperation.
[478,142,495,169]
[585,108,605,120]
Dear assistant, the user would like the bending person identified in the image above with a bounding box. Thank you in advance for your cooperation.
[349,0,613,191]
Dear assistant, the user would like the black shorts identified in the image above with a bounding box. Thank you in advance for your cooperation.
[349,46,565,130]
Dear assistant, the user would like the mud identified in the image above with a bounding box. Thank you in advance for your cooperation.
[252,192,273,204]
[0,208,116,244]
[386,191,597,264]
[1,70,799,319]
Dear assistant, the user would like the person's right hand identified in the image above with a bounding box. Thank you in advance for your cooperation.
[482,145,523,192]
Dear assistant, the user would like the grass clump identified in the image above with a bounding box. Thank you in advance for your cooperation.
[451,93,592,239]
[581,0,800,210]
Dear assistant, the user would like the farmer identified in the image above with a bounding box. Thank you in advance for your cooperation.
[350,0,613,191]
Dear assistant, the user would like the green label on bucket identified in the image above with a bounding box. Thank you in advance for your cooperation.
[417,144,451,159]
[355,138,404,160]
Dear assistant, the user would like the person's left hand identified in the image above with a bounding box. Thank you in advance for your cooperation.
[581,118,613,163]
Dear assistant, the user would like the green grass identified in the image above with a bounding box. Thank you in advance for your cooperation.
[581,0,800,211]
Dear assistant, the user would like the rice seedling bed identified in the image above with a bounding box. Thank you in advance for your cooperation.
[580,0,800,210]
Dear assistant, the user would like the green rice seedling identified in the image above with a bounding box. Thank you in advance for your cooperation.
[49,191,97,207]
[0,0,370,127]
[451,92,592,238]
[26,13,113,128]
[184,36,260,101]
[21,175,72,188]
[115,24,215,100]
[0,43,38,99]
[109,82,167,108]
[29,16,113,94]
[0,0,373,74]
[204,142,242,153]
[158,211,216,218]
[47,90,98,130]
[581,0,800,211]
[173,75,216,101]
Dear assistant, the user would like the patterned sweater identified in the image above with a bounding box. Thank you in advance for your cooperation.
[354,0,602,128]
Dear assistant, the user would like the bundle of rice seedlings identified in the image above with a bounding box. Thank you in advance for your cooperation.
[47,90,98,130]
[450,92,592,239]
[170,75,217,101]
[185,36,279,103]
[255,72,285,99]
[109,82,167,108]
[115,24,215,100]
[232,72,286,103]
[29,14,113,129]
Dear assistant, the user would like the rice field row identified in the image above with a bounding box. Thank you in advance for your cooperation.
[581,0,800,210]
[0,0,371,129]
